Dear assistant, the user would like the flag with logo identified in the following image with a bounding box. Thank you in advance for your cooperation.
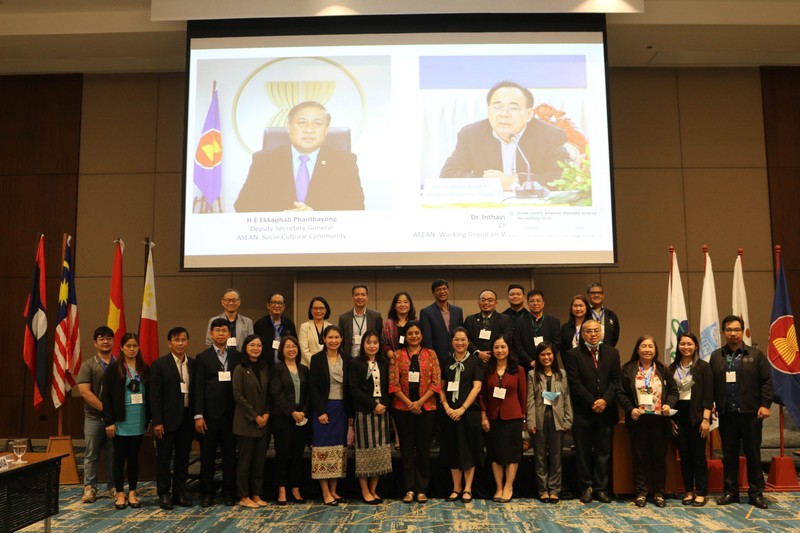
[107,240,126,355]
[732,254,752,345]
[23,235,48,409]
[699,251,720,361]
[51,236,82,409]
[193,84,223,211]
[665,251,689,363]
[768,259,800,427]
[139,241,159,365]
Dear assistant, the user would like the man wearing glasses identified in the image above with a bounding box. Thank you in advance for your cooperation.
[254,293,298,367]
[463,289,513,366]
[206,288,254,352]
[439,80,569,189]
[586,282,620,347]
[710,315,773,509]
[235,100,364,212]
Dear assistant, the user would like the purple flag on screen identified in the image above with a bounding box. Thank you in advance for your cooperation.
[193,87,223,206]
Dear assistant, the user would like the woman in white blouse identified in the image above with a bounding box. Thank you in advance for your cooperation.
[298,296,332,367]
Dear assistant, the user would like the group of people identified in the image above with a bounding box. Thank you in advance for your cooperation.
[77,280,774,511]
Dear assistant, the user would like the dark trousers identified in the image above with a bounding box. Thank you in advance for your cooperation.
[112,434,143,493]
[236,434,268,498]
[627,415,668,496]
[533,409,564,496]
[572,414,613,493]
[155,410,194,497]
[674,403,709,495]
[199,417,237,497]
[393,409,436,494]
[719,412,765,497]
[272,415,308,489]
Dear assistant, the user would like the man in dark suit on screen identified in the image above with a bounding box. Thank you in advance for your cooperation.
[439,80,569,189]
[234,101,364,212]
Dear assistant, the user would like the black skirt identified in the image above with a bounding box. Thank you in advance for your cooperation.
[486,417,522,465]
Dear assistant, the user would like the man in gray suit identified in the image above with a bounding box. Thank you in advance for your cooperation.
[337,284,383,357]
[206,288,254,352]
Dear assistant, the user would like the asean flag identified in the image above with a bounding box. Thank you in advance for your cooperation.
[193,85,223,206]
[768,260,800,427]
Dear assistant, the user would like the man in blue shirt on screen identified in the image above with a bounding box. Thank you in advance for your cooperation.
[439,80,569,189]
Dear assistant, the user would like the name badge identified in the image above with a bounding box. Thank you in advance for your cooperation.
[533,336,544,346]
[638,393,654,406]
[726,371,736,383]
[408,371,420,383]
[542,391,560,405]
[479,329,492,340]
[180,382,189,394]
[130,393,143,405]
[447,381,459,392]
[398,335,405,345]
[679,389,691,401]
[218,371,231,382]
[272,340,281,350]
[354,334,362,345]
[543,395,553,406]
[227,337,237,347]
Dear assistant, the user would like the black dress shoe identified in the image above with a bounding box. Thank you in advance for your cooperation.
[594,491,612,504]
[653,494,666,508]
[335,497,348,504]
[291,495,306,504]
[277,499,288,506]
[749,495,768,509]
[159,494,174,510]
[172,495,193,507]
[579,488,593,504]
[362,497,380,505]
[201,495,214,508]
[717,493,740,505]
[223,496,236,507]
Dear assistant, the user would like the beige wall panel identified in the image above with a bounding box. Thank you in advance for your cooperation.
[75,173,155,277]
[156,73,186,174]
[297,271,380,323]
[232,273,297,323]
[80,74,159,175]
[677,68,766,169]
[152,172,195,276]
[682,168,772,273]
[608,68,682,169]
[613,168,687,273]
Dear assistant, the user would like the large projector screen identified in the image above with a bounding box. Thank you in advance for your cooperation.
[182,15,615,269]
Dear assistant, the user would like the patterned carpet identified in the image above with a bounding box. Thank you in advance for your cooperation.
[18,484,800,532]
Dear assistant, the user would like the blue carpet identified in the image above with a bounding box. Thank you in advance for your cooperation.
[17,483,800,532]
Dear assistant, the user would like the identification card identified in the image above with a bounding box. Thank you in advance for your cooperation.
[131,393,143,405]
[408,371,420,383]
[726,371,736,383]
[479,329,492,340]
[679,389,691,401]
[447,381,459,392]
[354,334,362,345]
[533,336,544,346]
[272,340,281,350]
[543,396,552,406]
[493,387,507,399]
[227,337,237,347]
[398,335,405,345]
[180,382,189,394]
[638,393,654,406]
[218,371,231,382]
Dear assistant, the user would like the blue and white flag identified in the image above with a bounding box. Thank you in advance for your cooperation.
[699,251,721,361]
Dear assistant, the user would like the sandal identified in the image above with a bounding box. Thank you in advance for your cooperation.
[402,491,415,503]
[692,496,707,507]
[634,495,647,507]
[416,493,428,504]
[461,491,473,503]
[549,495,560,504]
[446,491,461,502]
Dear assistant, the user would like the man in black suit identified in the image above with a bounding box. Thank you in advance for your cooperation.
[419,278,464,371]
[463,289,513,365]
[586,282,621,347]
[439,80,569,188]
[193,318,242,507]
[150,326,195,510]
[253,293,298,367]
[337,284,383,358]
[234,101,364,212]
[710,315,773,509]
[563,319,620,504]
[513,289,561,370]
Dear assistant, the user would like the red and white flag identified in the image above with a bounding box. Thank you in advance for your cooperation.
[139,240,159,365]
[51,235,82,409]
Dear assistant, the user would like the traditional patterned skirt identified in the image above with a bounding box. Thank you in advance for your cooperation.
[311,399,348,480]
[353,410,392,477]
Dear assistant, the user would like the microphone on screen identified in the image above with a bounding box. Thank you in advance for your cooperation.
[510,134,547,198]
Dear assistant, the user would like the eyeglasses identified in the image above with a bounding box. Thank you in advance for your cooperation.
[724,327,743,333]
[583,329,601,334]
[588,291,604,296]
[489,103,526,114]
[270,301,285,306]
[222,298,240,303]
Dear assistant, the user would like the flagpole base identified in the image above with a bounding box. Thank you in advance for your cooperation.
[46,436,80,484]
[766,455,800,491]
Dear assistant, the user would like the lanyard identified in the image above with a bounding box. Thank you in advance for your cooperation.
[97,355,114,372]
[530,315,543,335]
[591,307,605,323]
[354,312,366,335]
[639,363,654,389]
[217,348,228,371]
[676,363,691,382]
[124,362,139,381]
[273,320,284,337]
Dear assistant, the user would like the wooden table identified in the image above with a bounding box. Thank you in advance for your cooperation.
[0,452,66,533]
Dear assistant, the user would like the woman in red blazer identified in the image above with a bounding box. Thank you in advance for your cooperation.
[481,335,526,503]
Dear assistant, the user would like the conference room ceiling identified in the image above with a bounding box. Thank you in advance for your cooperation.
[0,0,799,73]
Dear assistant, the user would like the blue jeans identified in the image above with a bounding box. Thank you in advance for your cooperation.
[84,415,114,490]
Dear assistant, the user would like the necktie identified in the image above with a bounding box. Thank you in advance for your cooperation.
[296,155,310,203]
[590,348,599,368]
